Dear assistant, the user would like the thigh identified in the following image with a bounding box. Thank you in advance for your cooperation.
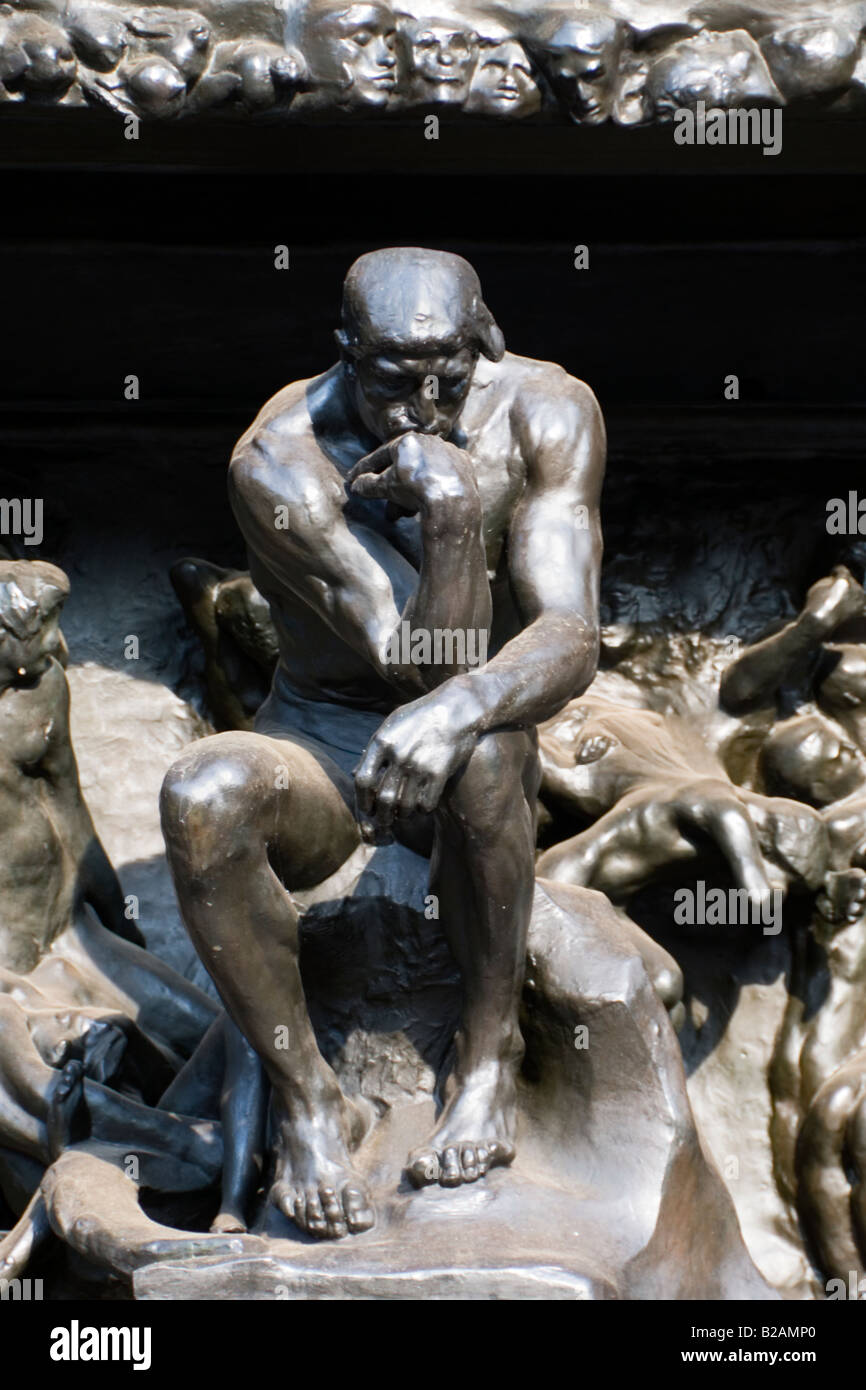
[167,728,362,892]
[256,730,362,889]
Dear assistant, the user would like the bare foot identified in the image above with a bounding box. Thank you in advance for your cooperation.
[269,1093,374,1240]
[407,1062,517,1189]
[818,867,866,929]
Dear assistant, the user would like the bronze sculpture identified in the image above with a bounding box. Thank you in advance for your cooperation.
[3,0,866,121]
[1,235,860,1300]
[160,246,605,1235]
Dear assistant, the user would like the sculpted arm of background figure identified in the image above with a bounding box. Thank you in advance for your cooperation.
[40,663,143,946]
[720,567,865,713]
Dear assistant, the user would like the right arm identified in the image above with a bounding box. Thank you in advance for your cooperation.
[229,428,488,699]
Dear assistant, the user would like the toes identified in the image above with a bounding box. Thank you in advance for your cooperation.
[342,1185,374,1234]
[487,1139,516,1168]
[440,1146,463,1187]
[293,1191,308,1231]
[273,1178,373,1238]
[460,1144,479,1183]
[409,1135,516,1189]
[408,1147,441,1188]
[303,1186,328,1238]
[270,1180,297,1223]
[319,1186,348,1239]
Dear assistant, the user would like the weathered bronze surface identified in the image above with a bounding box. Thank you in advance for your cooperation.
[3,0,865,122]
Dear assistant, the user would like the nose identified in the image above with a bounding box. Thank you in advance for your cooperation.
[375,39,396,68]
[411,392,439,428]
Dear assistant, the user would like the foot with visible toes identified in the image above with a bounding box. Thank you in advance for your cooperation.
[269,1093,374,1240]
[407,1062,518,1189]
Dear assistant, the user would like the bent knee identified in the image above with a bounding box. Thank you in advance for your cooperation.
[446,732,535,833]
[160,734,283,853]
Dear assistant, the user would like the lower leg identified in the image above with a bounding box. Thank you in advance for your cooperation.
[408,732,535,1187]
[160,734,372,1238]
[211,1018,268,1233]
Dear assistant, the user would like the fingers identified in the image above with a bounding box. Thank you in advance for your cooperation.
[356,756,442,835]
[346,440,396,484]
[349,465,397,499]
[395,770,422,819]
[416,770,447,814]
[354,740,388,818]
[370,762,402,836]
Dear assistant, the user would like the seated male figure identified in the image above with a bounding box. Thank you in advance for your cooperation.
[160,247,604,1239]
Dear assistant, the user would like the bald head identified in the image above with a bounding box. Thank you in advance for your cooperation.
[335,248,505,443]
[338,248,504,361]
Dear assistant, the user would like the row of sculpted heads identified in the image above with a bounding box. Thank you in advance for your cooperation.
[0,1,314,115]
[2,0,865,119]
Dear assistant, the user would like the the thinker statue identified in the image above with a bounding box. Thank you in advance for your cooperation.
[160,247,605,1240]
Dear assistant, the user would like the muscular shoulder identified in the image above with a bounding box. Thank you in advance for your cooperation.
[488,353,605,491]
[500,353,603,438]
[229,372,344,531]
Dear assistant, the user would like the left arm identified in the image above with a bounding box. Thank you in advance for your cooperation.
[450,373,604,732]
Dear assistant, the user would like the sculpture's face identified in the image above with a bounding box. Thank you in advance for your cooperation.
[540,16,619,122]
[761,20,859,100]
[350,344,478,442]
[782,726,866,806]
[22,35,78,95]
[7,21,78,98]
[0,571,68,688]
[467,41,540,117]
[406,23,477,102]
[650,31,782,112]
[309,2,398,104]
[127,9,211,83]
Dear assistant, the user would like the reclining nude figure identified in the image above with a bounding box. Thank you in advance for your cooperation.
[160,247,604,1240]
[536,697,827,914]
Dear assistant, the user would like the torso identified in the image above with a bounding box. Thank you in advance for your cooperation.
[243,353,557,711]
[0,661,75,972]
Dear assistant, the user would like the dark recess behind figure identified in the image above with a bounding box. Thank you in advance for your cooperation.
[0,162,862,599]
[0,166,863,415]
